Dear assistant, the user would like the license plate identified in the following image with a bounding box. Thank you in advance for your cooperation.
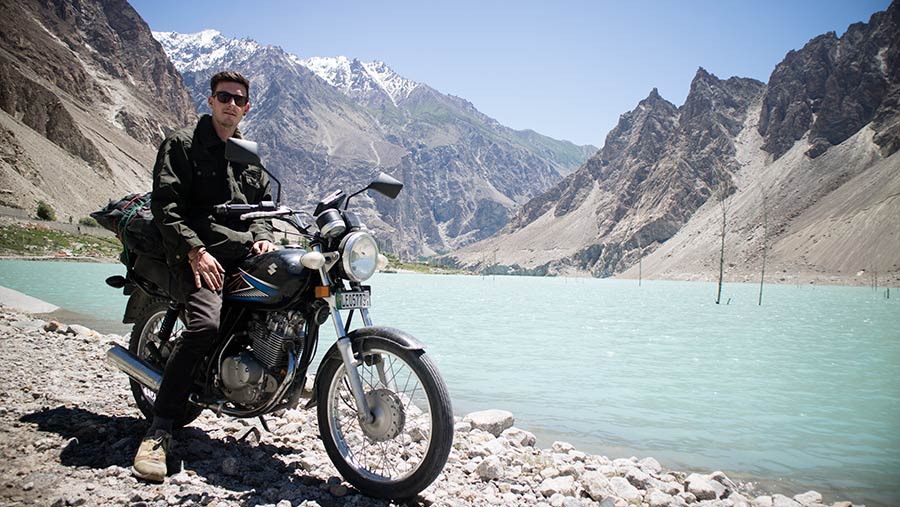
[336,290,370,309]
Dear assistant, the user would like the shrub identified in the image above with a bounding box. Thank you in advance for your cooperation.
[78,216,99,227]
[36,201,56,221]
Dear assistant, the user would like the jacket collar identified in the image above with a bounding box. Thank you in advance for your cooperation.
[197,114,243,149]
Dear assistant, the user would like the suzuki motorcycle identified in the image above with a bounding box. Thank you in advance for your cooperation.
[105,138,453,500]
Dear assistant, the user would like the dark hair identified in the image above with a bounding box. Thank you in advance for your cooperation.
[210,71,250,97]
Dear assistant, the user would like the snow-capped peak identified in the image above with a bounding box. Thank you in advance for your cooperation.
[362,60,420,105]
[154,31,420,105]
[297,56,419,106]
[153,29,261,73]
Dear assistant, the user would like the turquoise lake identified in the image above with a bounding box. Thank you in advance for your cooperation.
[1,259,898,506]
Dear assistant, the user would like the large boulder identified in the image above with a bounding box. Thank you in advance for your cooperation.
[772,494,802,507]
[685,473,721,501]
[608,476,642,503]
[580,470,610,501]
[793,491,823,506]
[625,466,653,489]
[501,427,536,447]
[463,410,514,437]
[475,455,504,481]
[539,475,577,498]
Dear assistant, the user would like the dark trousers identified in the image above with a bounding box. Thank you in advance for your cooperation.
[153,267,222,420]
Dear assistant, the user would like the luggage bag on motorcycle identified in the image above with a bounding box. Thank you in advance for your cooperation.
[91,192,164,260]
[92,193,174,296]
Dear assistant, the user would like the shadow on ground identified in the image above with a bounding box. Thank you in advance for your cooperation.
[21,405,416,507]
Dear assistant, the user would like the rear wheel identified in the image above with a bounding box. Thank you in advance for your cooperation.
[128,300,202,428]
[316,338,453,500]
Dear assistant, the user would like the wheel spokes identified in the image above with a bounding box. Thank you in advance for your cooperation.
[137,312,185,403]
[328,349,434,482]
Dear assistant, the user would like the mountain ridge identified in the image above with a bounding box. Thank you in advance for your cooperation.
[447,2,899,285]
[0,0,194,220]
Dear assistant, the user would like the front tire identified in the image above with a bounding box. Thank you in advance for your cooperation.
[128,300,203,428]
[316,337,453,500]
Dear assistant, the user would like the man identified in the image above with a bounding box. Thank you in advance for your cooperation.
[132,71,277,482]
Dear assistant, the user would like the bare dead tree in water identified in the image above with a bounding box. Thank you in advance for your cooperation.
[637,233,643,287]
[758,185,769,306]
[716,189,727,305]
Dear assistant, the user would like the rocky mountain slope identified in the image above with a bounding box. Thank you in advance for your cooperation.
[0,0,195,220]
[449,2,900,285]
[155,30,595,256]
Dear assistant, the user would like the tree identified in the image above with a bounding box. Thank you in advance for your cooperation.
[637,233,643,287]
[36,201,56,221]
[716,189,727,305]
[79,216,99,227]
[758,185,769,306]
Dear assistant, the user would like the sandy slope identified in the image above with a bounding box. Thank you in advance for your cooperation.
[0,104,155,221]
[618,109,900,286]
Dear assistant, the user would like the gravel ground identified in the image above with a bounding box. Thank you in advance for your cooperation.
[0,305,860,507]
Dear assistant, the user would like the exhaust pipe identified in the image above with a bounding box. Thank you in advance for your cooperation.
[106,344,162,391]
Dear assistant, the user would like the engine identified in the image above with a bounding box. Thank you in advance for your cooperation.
[219,310,305,406]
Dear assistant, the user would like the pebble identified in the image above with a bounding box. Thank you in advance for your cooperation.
[328,484,348,497]
[0,306,864,507]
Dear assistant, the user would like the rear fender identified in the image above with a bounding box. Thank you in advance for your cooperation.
[123,289,156,324]
[307,326,426,408]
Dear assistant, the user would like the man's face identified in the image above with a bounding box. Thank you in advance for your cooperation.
[208,81,250,132]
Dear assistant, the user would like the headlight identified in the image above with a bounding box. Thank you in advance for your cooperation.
[340,232,379,282]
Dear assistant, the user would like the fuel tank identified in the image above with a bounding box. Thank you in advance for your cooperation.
[224,248,311,309]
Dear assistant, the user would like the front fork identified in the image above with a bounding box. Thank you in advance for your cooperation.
[330,307,376,424]
[315,248,376,424]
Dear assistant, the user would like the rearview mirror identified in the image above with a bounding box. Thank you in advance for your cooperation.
[224,138,282,205]
[367,172,403,199]
[225,138,261,166]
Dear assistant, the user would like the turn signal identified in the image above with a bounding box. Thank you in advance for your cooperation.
[315,286,331,298]
[301,251,326,270]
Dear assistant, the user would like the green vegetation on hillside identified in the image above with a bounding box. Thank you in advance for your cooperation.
[36,201,56,221]
[0,223,121,261]
[383,253,470,275]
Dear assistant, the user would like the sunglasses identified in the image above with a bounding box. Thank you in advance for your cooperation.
[213,91,249,107]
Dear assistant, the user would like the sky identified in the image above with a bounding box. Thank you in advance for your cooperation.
[130,0,891,147]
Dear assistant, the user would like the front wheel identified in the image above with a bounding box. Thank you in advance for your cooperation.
[316,337,453,500]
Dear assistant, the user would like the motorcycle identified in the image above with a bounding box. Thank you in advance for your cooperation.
[104,138,453,500]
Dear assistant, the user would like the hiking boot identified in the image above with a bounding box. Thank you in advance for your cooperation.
[132,429,171,482]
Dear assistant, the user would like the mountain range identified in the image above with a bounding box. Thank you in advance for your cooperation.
[154,29,595,257]
[0,1,593,258]
[447,2,900,285]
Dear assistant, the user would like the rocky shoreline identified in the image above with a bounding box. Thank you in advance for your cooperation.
[0,304,861,507]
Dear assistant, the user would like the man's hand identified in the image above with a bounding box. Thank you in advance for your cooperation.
[251,240,277,255]
[188,246,225,291]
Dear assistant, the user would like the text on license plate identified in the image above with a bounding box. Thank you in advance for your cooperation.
[337,291,370,309]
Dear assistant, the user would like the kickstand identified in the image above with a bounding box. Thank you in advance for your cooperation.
[236,416,271,443]
[237,426,260,443]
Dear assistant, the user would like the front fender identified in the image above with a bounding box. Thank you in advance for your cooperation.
[307,326,426,408]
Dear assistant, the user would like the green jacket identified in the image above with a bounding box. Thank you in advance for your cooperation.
[151,114,274,269]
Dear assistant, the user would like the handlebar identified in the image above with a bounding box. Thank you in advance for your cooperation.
[213,200,277,216]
